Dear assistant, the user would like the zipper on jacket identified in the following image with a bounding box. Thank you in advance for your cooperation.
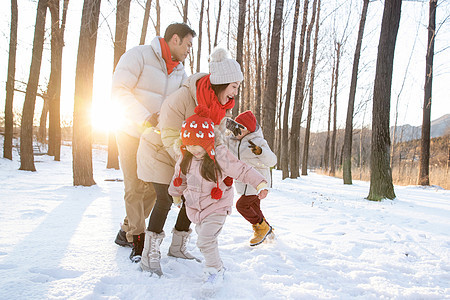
[237,139,249,195]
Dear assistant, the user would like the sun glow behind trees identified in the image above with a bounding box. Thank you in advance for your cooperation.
[0,0,449,135]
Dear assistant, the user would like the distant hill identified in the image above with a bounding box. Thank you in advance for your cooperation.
[390,114,450,142]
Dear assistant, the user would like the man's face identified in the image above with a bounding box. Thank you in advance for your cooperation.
[170,34,193,62]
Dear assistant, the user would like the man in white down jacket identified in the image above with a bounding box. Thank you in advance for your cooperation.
[111,23,196,262]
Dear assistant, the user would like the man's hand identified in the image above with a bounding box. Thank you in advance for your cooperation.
[248,140,262,155]
[144,112,159,128]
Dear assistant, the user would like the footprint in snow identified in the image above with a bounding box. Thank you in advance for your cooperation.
[0,263,17,270]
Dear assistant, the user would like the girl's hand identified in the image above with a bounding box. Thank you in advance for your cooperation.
[172,196,182,208]
[258,188,268,200]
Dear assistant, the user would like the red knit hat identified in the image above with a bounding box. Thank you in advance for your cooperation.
[235,110,257,133]
[174,105,223,199]
[180,105,216,160]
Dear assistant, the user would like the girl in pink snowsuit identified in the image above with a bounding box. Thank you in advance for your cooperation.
[168,105,268,286]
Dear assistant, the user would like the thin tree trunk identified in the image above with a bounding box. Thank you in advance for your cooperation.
[324,56,335,172]
[207,0,211,55]
[20,0,48,171]
[302,0,321,176]
[233,0,247,116]
[243,0,251,111]
[38,96,48,143]
[47,0,68,161]
[343,0,369,184]
[213,0,222,47]
[281,0,300,179]
[108,0,130,170]
[261,0,284,149]
[290,0,315,178]
[277,24,285,168]
[264,0,272,94]
[155,0,160,36]
[330,42,340,177]
[183,0,188,23]
[418,0,436,186]
[140,0,152,45]
[3,0,18,160]
[254,0,262,123]
[196,0,205,72]
[72,0,102,186]
[227,0,231,49]
[367,0,401,201]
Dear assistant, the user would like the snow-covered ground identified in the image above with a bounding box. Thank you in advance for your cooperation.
[0,143,449,299]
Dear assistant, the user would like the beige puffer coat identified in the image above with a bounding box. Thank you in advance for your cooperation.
[137,73,208,184]
[111,37,187,138]
[227,126,277,195]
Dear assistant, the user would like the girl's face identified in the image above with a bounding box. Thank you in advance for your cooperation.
[186,145,206,159]
[217,81,241,105]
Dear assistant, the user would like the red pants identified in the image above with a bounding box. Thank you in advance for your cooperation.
[236,195,265,225]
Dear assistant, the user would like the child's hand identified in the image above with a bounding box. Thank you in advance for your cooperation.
[172,196,182,208]
[248,140,262,155]
[258,188,268,200]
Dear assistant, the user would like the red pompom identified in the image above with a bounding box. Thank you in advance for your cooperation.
[223,176,233,187]
[194,105,211,118]
[211,187,223,199]
[173,177,183,187]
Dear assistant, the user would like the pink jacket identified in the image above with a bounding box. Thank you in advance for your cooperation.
[168,145,266,224]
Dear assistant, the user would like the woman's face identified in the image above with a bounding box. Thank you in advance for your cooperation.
[217,81,241,105]
[186,145,206,159]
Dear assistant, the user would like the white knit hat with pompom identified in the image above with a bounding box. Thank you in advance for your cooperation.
[209,47,244,85]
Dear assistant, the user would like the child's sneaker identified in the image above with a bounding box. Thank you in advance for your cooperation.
[250,219,273,246]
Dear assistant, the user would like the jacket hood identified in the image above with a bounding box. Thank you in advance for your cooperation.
[182,72,209,104]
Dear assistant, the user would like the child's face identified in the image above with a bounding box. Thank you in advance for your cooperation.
[186,145,206,159]
[236,128,250,140]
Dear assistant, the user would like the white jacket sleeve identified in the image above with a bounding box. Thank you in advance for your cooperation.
[111,47,152,126]
[253,138,277,168]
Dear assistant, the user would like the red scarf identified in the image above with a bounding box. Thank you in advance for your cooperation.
[159,38,180,75]
[196,75,235,125]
